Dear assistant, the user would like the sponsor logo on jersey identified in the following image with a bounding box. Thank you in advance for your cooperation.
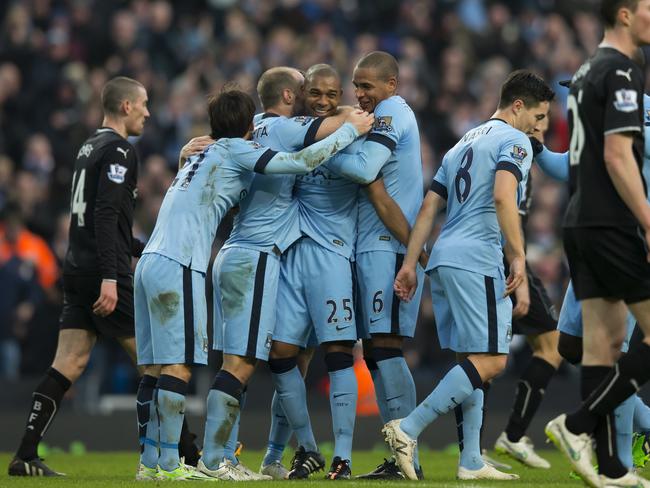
[116,146,130,159]
[615,68,633,82]
[373,116,393,133]
[613,89,638,113]
[510,144,527,162]
[77,143,93,158]
[107,163,128,184]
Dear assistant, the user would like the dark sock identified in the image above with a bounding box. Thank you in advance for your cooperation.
[479,382,490,450]
[16,368,72,460]
[595,412,627,478]
[136,375,157,453]
[566,366,610,435]
[178,417,200,466]
[505,356,556,442]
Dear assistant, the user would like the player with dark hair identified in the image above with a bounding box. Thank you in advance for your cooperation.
[388,69,553,480]
[544,1,650,486]
[8,76,151,477]
[134,87,373,481]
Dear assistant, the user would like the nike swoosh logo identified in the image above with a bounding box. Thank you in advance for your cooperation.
[387,394,403,402]
[336,325,351,331]
[333,393,349,398]
[369,318,381,324]
[558,429,580,461]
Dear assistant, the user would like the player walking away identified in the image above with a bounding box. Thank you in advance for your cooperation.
[134,87,372,481]
[389,70,553,481]
[320,51,427,480]
[201,67,359,481]
[8,77,152,477]
[543,1,650,486]
[265,64,415,480]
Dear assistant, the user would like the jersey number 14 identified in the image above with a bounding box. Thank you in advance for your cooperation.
[71,169,87,227]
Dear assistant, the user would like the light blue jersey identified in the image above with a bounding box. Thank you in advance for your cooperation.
[295,138,364,259]
[224,114,325,254]
[326,96,424,253]
[428,119,533,278]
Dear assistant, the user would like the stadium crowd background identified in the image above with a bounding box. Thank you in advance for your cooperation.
[0,0,627,410]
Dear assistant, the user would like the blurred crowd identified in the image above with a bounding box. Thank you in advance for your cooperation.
[0,0,625,399]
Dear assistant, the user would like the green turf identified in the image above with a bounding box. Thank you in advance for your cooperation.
[0,448,602,486]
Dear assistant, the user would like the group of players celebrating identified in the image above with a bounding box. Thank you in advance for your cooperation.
[7,0,650,485]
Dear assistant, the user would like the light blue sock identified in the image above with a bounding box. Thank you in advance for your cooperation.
[401,361,480,439]
[456,389,484,470]
[224,389,246,464]
[272,366,317,452]
[156,376,188,471]
[202,389,240,470]
[329,367,358,462]
[377,356,420,469]
[367,362,390,423]
[615,395,635,469]
[633,395,650,432]
[262,392,291,465]
[141,388,159,468]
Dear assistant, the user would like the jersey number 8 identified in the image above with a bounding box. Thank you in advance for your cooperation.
[455,147,473,203]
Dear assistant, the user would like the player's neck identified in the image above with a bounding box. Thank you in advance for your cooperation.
[101,117,128,139]
[265,105,292,118]
[490,109,515,128]
[600,29,639,59]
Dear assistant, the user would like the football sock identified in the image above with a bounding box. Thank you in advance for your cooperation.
[16,367,71,461]
[614,395,635,469]
[136,375,158,468]
[326,352,357,463]
[401,359,482,439]
[156,375,189,472]
[633,394,650,432]
[262,392,291,465]
[224,387,247,464]
[505,356,556,442]
[178,417,199,466]
[456,388,484,471]
[202,370,243,470]
[365,357,390,424]
[479,382,490,450]
[375,348,420,469]
[269,358,318,452]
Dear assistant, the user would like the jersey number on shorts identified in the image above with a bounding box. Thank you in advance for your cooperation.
[71,168,87,227]
[327,298,353,323]
[454,147,473,203]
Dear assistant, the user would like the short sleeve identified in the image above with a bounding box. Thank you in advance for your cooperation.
[366,99,402,152]
[430,155,448,199]
[230,139,278,173]
[496,131,533,183]
[603,63,643,135]
[277,116,325,150]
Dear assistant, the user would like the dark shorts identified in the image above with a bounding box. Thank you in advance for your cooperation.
[564,226,650,304]
[59,274,134,338]
[510,262,558,336]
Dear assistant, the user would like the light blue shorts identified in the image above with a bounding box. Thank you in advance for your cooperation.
[213,247,279,361]
[274,237,357,347]
[135,253,208,366]
[557,281,636,353]
[355,251,424,339]
[430,265,512,354]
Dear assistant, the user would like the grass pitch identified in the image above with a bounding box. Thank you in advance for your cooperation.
[0,448,608,487]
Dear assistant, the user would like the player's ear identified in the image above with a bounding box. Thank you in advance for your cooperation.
[387,76,397,92]
[282,88,293,105]
[121,98,132,116]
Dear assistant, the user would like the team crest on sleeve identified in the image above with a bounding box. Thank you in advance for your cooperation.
[510,144,528,163]
[107,163,128,184]
[614,89,638,113]
[293,116,314,126]
[373,116,393,133]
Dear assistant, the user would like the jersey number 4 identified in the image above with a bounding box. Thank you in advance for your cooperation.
[71,169,87,227]
[455,147,473,203]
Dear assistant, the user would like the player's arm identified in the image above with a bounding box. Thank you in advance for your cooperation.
[530,137,569,182]
[494,170,527,298]
[312,106,354,140]
[394,189,444,302]
[365,179,428,266]
[256,113,373,174]
[93,143,132,316]
[132,238,145,258]
[325,140,391,184]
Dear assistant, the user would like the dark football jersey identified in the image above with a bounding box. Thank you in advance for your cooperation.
[564,47,645,228]
[63,127,140,279]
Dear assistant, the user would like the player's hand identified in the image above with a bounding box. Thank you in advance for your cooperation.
[179,135,214,166]
[394,265,418,302]
[504,256,526,297]
[345,109,374,135]
[418,251,429,269]
[512,278,530,319]
[93,280,118,317]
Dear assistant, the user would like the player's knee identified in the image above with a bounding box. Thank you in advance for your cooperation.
[268,356,297,374]
[52,352,89,382]
[296,348,314,377]
[372,346,403,362]
[270,341,299,359]
[558,333,583,365]
[490,355,508,377]
[324,351,354,372]
[370,333,403,349]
